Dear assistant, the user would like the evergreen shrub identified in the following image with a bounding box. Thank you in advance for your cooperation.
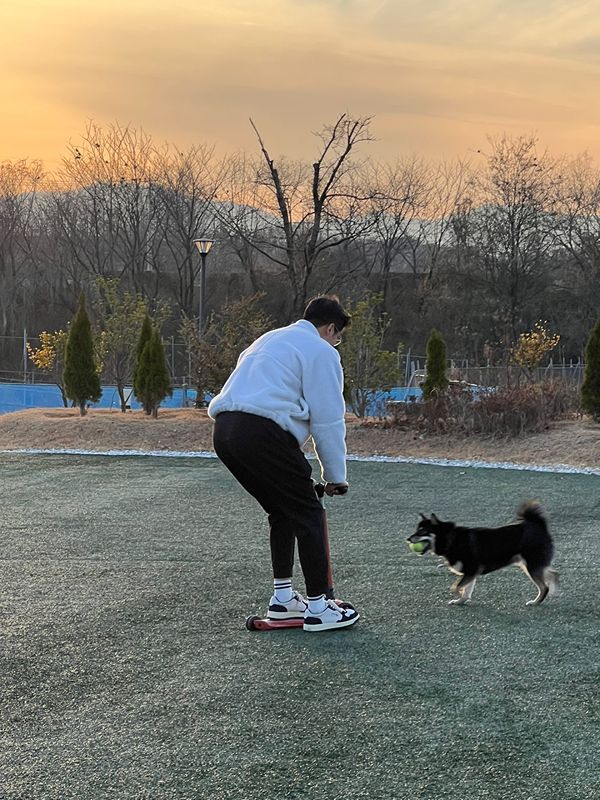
[581,314,600,422]
[63,293,102,416]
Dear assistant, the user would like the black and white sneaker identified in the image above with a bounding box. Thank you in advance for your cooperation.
[303,600,360,631]
[267,591,308,620]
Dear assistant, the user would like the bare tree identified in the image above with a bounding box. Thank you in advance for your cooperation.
[445,135,558,356]
[48,122,165,296]
[362,156,472,352]
[0,159,45,337]
[419,157,474,284]
[153,143,219,317]
[361,155,432,301]
[216,114,376,319]
[550,152,600,350]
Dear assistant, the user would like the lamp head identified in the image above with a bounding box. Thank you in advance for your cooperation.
[194,238,214,255]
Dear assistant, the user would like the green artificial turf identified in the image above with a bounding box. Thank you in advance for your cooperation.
[0,453,599,799]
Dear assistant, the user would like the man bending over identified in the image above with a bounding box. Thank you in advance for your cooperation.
[208,295,359,632]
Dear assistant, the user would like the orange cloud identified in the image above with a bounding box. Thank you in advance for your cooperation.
[1,0,600,167]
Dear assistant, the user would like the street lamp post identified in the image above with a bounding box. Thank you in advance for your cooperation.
[193,238,214,336]
[193,238,214,409]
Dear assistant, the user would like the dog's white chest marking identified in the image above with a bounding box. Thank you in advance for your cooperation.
[447,560,464,575]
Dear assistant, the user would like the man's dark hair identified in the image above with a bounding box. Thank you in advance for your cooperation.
[303,295,351,331]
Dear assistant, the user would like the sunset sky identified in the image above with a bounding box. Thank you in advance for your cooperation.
[2,0,600,168]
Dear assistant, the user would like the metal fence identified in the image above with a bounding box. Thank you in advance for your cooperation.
[0,333,193,388]
[0,333,588,391]
[399,353,586,389]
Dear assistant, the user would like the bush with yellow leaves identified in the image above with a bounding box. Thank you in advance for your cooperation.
[511,322,560,380]
[27,330,69,406]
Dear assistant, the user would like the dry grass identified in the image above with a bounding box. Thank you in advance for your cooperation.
[0,400,600,472]
[388,380,581,438]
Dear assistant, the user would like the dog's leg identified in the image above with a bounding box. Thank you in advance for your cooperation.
[522,565,550,605]
[449,574,477,604]
[545,568,560,598]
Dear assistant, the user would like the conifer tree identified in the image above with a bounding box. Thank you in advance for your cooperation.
[63,293,102,416]
[581,313,600,422]
[134,326,173,418]
[133,314,153,403]
[421,329,449,398]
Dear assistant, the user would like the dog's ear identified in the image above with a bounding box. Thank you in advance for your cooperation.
[431,513,441,525]
[419,513,428,521]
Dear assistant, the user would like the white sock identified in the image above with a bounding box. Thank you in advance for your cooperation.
[308,595,327,614]
[273,578,293,603]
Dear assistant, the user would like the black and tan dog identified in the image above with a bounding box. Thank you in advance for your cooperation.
[407,502,559,605]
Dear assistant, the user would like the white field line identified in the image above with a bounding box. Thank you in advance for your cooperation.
[0,448,218,459]
[1,447,599,476]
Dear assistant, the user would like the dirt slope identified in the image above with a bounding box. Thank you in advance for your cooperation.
[1,408,599,471]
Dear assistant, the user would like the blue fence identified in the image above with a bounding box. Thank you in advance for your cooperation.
[0,383,198,416]
[0,382,422,417]
[359,387,422,417]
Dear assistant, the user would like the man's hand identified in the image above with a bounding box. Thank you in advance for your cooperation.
[324,481,349,497]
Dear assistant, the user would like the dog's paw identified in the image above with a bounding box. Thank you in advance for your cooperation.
[448,598,470,605]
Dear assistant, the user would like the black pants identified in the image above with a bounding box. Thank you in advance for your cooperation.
[213,411,329,597]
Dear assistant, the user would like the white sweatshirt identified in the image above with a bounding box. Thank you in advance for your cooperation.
[208,319,347,483]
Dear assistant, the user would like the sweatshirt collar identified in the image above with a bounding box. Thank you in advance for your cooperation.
[295,319,319,336]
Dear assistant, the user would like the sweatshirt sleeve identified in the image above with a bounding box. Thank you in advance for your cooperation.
[303,347,347,483]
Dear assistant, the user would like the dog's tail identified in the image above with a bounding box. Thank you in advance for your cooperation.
[517,501,548,526]
[518,501,554,572]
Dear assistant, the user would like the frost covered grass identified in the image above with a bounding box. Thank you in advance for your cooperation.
[0,453,598,799]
